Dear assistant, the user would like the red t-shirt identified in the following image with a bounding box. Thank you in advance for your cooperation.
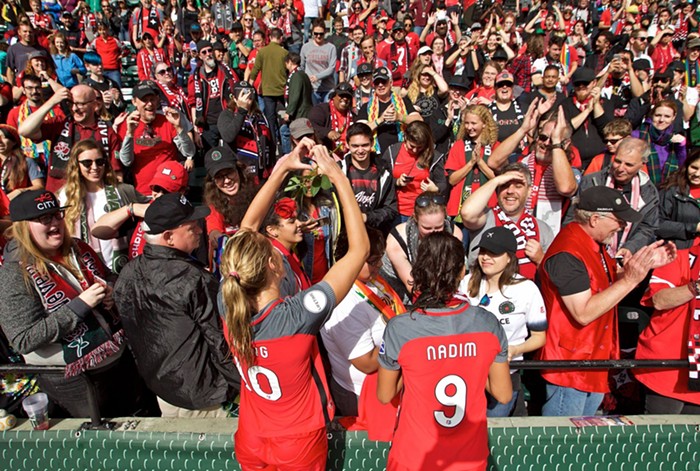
[116,114,180,194]
[445,140,499,217]
[378,303,508,470]
[92,35,122,70]
[392,145,430,216]
[228,283,336,438]
[637,246,700,405]
[205,205,238,236]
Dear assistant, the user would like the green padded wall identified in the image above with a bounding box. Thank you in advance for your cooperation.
[2,425,699,470]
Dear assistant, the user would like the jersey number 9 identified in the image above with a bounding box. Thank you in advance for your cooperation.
[433,374,467,428]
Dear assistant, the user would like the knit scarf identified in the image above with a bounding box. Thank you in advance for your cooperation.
[329,100,352,156]
[49,120,110,181]
[139,47,166,80]
[366,92,407,153]
[270,238,311,292]
[489,99,524,126]
[636,121,678,187]
[353,275,406,323]
[158,81,188,115]
[18,102,54,168]
[23,241,124,378]
[493,205,540,280]
[461,138,492,199]
[78,185,129,274]
[605,173,643,256]
[684,59,699,88]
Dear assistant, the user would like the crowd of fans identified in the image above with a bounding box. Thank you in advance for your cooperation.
[1,0,700,468]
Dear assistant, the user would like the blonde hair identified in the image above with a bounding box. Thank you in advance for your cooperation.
[456,104,498,145]
[220,230,276,366]
[406,64,435,103]
[5,220,76,288]
[63,139,117,237]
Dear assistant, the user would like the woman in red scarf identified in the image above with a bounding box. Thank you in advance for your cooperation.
[0,190,155,418]
[0,125,45,200]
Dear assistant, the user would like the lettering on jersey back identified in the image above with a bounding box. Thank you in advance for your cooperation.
[426,342,477,361]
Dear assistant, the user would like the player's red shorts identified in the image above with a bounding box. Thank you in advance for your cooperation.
[234,426,328,471]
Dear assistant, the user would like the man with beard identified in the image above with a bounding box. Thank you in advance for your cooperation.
[560,67,615,169]
[187,40,238,152]
[308,82,354,159]
[628,30,653,72]
[377,22,418,88]
[539,187,676,416]
[518,65,566,112]
[531,36,566,90]
[338,122,397,234]
[460,162,554,281]
[490,105,578,235]
[58,11,86,54]
[564,137,658,264]
[18,84,121,192]
[119,81,195,193]
[6,74,66,172]
[584,31,614,76]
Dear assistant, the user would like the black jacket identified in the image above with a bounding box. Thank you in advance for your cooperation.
[114,244,239,410]
[656,185,700,250]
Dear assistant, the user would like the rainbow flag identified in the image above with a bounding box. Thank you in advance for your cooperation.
[561,45,572,76]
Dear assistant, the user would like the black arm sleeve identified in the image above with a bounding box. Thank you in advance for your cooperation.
[544,253,591,296]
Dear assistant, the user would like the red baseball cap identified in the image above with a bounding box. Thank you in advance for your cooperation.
[150,162,188,193]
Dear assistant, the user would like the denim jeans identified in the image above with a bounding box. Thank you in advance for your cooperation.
[303,16,315,44]
[487,390,518,417]
[542,383,604,417]
[262,95,284,151]
[104,69,122,88]
[279,122,291,156]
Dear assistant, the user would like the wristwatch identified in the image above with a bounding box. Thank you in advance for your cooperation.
[551,142,565,150]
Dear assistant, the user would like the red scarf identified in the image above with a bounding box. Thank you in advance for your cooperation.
[329,100,352,157]
[688,244,700,391]
[493,205,541,280]
[270,238,311,292]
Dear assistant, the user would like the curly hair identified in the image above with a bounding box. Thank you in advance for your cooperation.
[410,232,465,309]
[456,104,498,145]
[62,139,118,237]
[203,162,258,231]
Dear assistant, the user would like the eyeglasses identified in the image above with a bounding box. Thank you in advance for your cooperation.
[24,86,41,91]
[313,32,325,37]
[604,137,622,145]
[79,158,107,169]
[156,69,171,75]
[71,100,95,108]
[214,169,237,183]
[200,48,213,55]
[478,294,491,307]
[415,194,446,207]
[34,210,65,226]
[598,213,624,225]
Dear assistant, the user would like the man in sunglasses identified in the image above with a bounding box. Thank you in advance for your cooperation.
[461,162,554,281]
[18,84,122,192]
[566,137,658,266]
[187,39,238,152]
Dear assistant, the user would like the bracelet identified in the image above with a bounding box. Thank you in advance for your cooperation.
[126,203,134,219]
[688,281,698,297]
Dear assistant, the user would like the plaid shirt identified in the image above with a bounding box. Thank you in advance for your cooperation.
[509,54,532,94]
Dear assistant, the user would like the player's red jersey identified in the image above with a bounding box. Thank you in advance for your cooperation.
[379,303,508,471]
[229,282,336,438]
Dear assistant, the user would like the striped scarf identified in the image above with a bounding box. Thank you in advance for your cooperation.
[367,92,407,153]
[636,121,678,187]
[18,102,54,168]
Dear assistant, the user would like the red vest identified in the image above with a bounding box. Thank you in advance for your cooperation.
[538,222,619,393]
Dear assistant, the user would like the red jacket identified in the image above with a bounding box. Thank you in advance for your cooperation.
[538,222,619,393]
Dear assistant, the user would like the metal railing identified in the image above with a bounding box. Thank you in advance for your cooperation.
[0,359,691,427]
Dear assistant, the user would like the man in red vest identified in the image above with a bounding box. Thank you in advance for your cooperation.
[538,187,676,416]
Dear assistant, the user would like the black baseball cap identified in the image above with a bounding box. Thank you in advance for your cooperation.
[373,66,391,83]
[196,40,212,51]
[472,227,517,255]
[333,82,354,98]
[204,146,238,178]
[632,58,652,71]
[10,190,70,222]
[571,67,596,85]
[132,80,160,99]
[356,62,373,76]
[233,80,255,95]
[577,187,642,223]
[144,193,210,234]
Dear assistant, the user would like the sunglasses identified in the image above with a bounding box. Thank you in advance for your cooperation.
[79,158,107,169]
[479,294,491,307]
[416,194,446,207]
[200,48,213,55]
[313,32,325,37]
[156,69,170,75]
[537,134,551,143]
[34,210,65,226]
[604,137,622,144]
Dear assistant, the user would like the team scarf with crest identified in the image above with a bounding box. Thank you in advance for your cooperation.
[493,205,540,280]
[22,241,124,378]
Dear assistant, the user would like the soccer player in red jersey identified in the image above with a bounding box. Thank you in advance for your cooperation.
[220,141,369,471]
[378,232,512,471]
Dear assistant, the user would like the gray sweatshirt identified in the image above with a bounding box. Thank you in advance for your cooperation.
[300,41,337,93]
